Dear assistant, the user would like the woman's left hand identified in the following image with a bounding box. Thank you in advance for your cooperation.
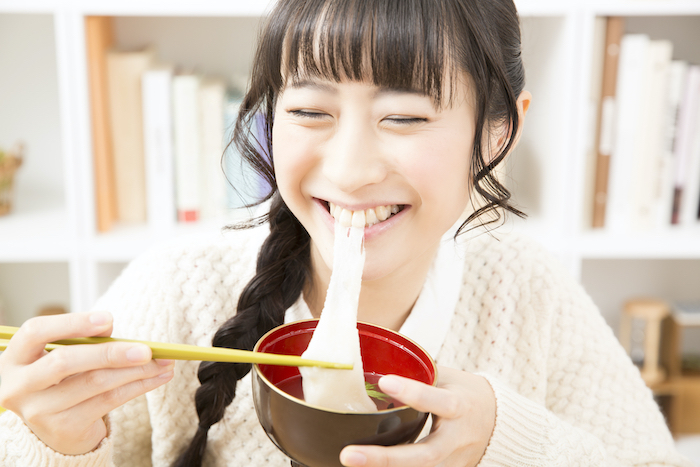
[340,366,496,467]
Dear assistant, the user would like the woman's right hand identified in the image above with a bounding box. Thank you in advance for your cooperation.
[0,311,174,455]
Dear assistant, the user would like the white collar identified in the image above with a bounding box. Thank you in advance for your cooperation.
[285,225,466,359]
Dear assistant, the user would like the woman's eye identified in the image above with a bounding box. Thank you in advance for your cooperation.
[384,116,428,125]
[288,109,327,119]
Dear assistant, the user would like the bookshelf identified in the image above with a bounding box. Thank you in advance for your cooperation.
[0,0,699,367]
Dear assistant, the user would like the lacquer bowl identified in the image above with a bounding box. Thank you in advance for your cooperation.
[252,319,437,467]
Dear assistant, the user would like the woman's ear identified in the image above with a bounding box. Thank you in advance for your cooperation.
[485,90,532,163]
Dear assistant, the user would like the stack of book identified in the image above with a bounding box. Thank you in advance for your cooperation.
[86,16,265,234]
[590,17,700,232]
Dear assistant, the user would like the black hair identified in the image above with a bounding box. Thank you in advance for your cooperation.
[173,0,525,465]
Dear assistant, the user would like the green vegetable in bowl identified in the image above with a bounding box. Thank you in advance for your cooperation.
[365,382,390,402]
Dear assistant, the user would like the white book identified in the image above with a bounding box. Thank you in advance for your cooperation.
[606,34,650,232]
[172,73,202,223]
[198,79,227,220]
[671,66,700,225]
[630,40,673,231]
[142,66,177,234]
[680,77,700,226]
[657,61,689,228]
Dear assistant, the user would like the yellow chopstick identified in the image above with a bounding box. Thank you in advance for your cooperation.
[0,326,351,370]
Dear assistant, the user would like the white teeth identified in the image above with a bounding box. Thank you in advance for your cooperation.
[365,208,378,225]
[328,202,400,228]
[351,210,366,228]
[375,205,389,221]
[339,209,353,227]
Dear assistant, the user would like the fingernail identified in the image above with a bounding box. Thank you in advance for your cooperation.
[158,370,174,379]
[379,375,404,395]
[156,359,175,366]
[126,345,151,362]
[89,311,112,326]
[341,450,367,466]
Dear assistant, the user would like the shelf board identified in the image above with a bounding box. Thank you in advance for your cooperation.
[88,217,244,262]
[577,229,700,259]
[587,0,700,16]
[0,205,71,261]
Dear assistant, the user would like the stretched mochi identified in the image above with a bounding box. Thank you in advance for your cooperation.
[299,223,377,412]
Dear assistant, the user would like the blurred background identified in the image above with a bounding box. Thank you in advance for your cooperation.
[0,0,698,463]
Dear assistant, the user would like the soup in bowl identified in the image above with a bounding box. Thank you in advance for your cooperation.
[252,319,437,467]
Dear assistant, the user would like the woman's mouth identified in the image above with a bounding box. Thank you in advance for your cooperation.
[325,201,405,228]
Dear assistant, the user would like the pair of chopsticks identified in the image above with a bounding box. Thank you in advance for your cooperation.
[0,325,351,369]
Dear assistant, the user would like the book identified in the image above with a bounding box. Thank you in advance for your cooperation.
[106,48,154,224]
[605,33,649,232]
[679,74,700,226]
[172,73,202,223]
[671,66,700,225]
[85,16,118,232]
[142,65,177,234]
[583,17,607,230]
[591,17,625,229]
[657,61,689,228]
[629,40,673,231]
[198,78,227,220]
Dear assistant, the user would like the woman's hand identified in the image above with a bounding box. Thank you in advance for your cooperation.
[0,311,174,455]
[340,367,496,467]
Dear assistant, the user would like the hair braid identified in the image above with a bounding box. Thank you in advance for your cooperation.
[172,195,310,467]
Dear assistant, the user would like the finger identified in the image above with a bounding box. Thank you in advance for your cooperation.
[340,439,447,467]
[378,375,462,419]
[63,369,174,425]
[27,360,175,415]
[5,312,114,365]
[19,341,154,390]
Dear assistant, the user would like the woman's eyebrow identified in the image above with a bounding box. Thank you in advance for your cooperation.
[288,80,427,98]
[288,79,338,93]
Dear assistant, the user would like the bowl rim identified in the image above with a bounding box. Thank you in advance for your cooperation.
[252,318,438,415]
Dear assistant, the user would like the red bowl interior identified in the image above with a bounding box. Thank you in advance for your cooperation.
[256,320,436,397]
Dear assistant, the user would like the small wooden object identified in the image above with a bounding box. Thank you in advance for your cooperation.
[0,143,24,216]
[619,298,670,386]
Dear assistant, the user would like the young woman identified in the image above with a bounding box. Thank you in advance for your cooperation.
[0,0,692,466]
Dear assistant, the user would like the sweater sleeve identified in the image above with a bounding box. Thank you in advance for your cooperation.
[0,410,114,467]
[474,246,692,467]
[0,244,171,467]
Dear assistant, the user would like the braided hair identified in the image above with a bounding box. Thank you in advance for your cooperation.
[174,0,526,464]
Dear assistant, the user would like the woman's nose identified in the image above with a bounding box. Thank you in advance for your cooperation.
[321,120,387,193]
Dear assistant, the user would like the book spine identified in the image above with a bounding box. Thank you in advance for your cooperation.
[142,68,176,234]
[198,79,227,220]
[172,74,202,223]
[671,66,700,225]
[657,61,689,228]
[630,40,673,231]
[85,16,117,233]
[106,49,152,224]
[606,33,649,233]
[592,17,625,229]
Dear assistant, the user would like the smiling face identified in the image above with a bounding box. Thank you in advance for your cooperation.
[272,78,475,285]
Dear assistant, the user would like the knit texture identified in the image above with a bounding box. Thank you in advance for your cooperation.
[0,227,692,467]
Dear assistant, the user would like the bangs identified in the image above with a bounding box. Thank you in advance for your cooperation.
[280,0,458,107]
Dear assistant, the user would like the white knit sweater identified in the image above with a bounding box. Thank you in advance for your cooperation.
[0,227,692,467]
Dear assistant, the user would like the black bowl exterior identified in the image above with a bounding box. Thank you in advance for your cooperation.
[252,369,429,467]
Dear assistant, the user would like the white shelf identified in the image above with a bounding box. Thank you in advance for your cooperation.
[0,205,71,261]
[0,0,699,327]
[586,1,700,16]
[577,230,700,259]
